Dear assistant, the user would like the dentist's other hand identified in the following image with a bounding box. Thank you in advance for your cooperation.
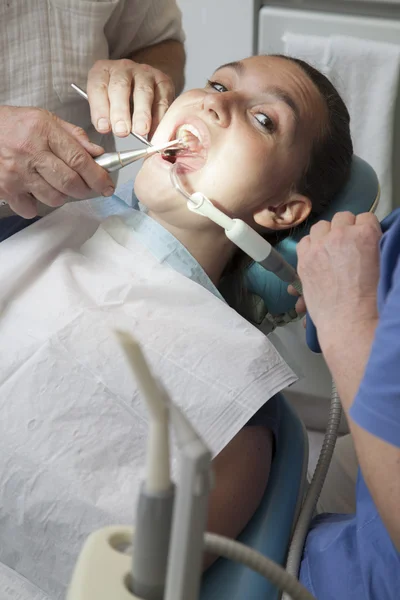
[0,106,115,218]
[87,59,175,140]
[295,212,382,348]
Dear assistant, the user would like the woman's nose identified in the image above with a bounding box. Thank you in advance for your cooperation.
[202,93,232,128]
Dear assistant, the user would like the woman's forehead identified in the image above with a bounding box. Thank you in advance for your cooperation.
[214,55,324,117]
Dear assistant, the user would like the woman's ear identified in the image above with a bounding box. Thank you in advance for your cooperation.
[253,192,312,230]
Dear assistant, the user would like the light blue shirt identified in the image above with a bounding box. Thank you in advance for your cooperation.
[87,181,224,302]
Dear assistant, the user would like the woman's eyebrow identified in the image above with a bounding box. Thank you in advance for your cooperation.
[266,87,300,123]
[214,60,244,75]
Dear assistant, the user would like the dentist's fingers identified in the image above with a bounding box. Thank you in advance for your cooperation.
[29,175,69,207]
[87,59,176,139]
[6,194,38,219]
[131,67,155,136]
[46,129,114,197]
[87,62,112,134]
[108,63,134,136]
[59,120,105,157]
[149,76,175,138]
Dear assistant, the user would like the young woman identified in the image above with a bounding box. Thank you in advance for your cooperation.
[0,54,352,599]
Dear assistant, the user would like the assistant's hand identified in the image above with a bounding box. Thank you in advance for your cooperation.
[295,212,382,344]
[87,59,175,139]
[0,106,115,218]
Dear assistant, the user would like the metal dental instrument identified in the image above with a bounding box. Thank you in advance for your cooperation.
[71,83,186,170]
[170,163,300,285]
[94,139,184,173]
[71,83,151,147]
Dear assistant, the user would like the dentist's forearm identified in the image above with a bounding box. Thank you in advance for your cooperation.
[321,320,400,550]
[130,39,186,95]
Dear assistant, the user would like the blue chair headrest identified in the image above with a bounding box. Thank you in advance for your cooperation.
[244,156,379,315]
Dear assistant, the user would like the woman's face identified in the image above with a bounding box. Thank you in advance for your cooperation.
[134,55,327,227]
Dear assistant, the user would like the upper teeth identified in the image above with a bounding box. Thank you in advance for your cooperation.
[177,123,202,142]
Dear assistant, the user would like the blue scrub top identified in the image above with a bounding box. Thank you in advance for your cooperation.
[300,209,400,600]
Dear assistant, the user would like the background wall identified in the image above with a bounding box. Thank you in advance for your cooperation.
[177,0,255,91]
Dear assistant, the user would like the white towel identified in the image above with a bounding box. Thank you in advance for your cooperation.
[283,32,400,219]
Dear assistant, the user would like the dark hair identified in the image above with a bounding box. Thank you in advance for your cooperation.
[221,55,353,308]
[275,55,353,220]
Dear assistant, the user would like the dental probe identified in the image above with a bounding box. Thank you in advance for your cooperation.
[95,139,184,173]
[71,83,151,147]
[116,331,175,600]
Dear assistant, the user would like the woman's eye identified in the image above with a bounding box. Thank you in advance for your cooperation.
[207,80,228,93]
[254,112,275,133]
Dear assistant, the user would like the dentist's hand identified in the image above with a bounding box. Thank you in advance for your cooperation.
[294,212,382,349]
[87,59,175,140]
[0,106,115,218]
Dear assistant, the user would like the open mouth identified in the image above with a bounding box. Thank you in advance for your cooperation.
[162,123,207,171]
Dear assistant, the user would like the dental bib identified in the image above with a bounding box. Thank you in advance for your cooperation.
[0,200,296,600]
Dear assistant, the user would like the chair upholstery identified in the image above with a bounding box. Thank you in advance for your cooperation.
[200,394,308,600]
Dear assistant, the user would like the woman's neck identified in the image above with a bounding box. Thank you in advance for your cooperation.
[147,210,236,285]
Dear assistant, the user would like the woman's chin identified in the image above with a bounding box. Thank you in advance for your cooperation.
[134,158,185,212]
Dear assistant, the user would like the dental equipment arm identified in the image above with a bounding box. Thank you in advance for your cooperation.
[164,394,213,600]
[116,331,174,600]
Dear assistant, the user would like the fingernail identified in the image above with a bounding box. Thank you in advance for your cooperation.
[133,119,149,136]
[97,118,110,132]
[102,186,115,197]
[114,120,128,134]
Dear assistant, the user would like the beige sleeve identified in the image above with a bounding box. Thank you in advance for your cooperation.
[106,0,185,61]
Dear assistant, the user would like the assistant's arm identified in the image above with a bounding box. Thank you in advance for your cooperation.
[297,212,400,550]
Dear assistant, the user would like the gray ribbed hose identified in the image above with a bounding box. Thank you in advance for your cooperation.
[282,279,343,597]
[203,534,316,600]
[281,381,342,599]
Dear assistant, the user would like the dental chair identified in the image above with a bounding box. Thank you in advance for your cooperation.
[200,155,380,600]
[68,156,379,600]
